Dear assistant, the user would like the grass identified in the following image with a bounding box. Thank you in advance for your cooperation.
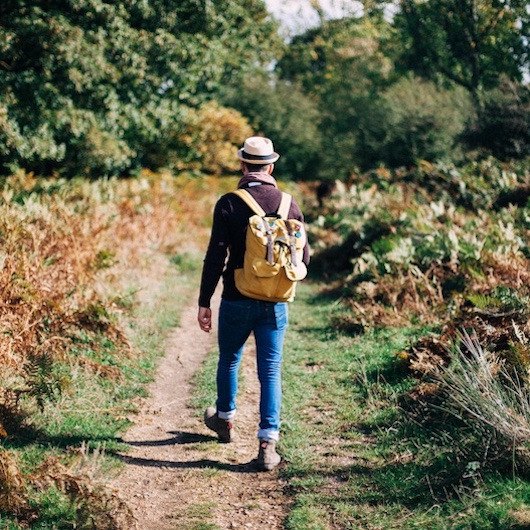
[284,283,530,529]
[169,501,220,530]
[191,279,530,529]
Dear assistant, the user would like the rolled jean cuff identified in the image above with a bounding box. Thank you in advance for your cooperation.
[257,428,279,442]
[217,409,236,421]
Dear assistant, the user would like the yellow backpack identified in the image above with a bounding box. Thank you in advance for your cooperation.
[232,189,307,303]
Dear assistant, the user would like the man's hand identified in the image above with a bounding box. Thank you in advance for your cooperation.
[198,306,212,333]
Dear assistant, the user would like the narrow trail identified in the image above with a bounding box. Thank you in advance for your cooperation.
[111,292,290,529]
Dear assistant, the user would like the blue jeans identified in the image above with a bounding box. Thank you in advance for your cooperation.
[216,299,288,442]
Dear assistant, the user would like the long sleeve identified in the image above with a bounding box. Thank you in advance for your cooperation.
[198,200,230,308]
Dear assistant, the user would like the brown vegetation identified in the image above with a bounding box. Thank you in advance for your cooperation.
[0,170,229,525]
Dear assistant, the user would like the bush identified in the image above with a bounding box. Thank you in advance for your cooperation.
[361,77,473,168]
[413,330,530,479]
[0,170,202,434]
[465,79,530,161]
[176,101,253,175]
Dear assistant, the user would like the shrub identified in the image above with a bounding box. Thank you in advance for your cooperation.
[178,101,253,175]
[308,158,530,327]
[368,77,473,168]
[465,79,530,161]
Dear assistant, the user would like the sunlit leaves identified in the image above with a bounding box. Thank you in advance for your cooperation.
[0,0,281,176]
[395,0,530,95]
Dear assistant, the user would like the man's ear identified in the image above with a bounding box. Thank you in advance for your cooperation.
[267,164,274,174]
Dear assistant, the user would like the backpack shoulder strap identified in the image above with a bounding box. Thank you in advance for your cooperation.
[277,192,292,219]
[231,189,266,217]
[232,189,292,219]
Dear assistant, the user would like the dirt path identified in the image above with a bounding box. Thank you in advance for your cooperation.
[111,292,289,529]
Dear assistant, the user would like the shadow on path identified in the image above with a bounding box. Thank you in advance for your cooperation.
[123,430,211,447]
[117,429,261,473]
[117,454,259,473]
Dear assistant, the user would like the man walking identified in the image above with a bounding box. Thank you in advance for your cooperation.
[197,136,310,471]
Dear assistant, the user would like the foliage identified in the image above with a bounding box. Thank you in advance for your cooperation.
[465,79,530,161]
[394,0,530,98]
[308,157,530,494]
[435,330,530,450]
[142,100,253,174]
[359,76,473,168]
[277,14,396,180]
[2,0,529,178]
[306,154,530,523]
[0,170,218,435]
[308,158,530,326]
[223,73,323,180]
[0,170,227,527]
[179,101,253,175]
[269,3,530,176]
[0,0,280,177]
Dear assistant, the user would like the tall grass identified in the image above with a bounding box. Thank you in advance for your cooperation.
[431,329,530,474]
[440,330,530,441]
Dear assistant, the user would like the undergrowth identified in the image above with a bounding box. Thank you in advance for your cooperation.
[308,157,530,330]
[3,155,529,527]
[279,284,530,529]
[0,170,225,528]
[292,157,530,528]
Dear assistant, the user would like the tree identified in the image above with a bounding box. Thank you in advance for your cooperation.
[465,78,530,160]
[395,0,530,100]
[277,13,397,179]
[0,0,281,176]
[223,73,323,180]
[363,76,472,167]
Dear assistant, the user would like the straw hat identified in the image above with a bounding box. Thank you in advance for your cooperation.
[237,137,280,164]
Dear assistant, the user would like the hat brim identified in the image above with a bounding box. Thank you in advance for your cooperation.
[237,149,280,164]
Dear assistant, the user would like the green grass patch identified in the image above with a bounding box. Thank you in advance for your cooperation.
[189,349,219,415]
[168,501,220,530]
[266,281,530,529]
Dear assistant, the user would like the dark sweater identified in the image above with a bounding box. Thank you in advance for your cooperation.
[198,183,310,308]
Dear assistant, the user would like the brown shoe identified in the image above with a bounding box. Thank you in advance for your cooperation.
[204,407,234,443]
[256,439,281,471]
